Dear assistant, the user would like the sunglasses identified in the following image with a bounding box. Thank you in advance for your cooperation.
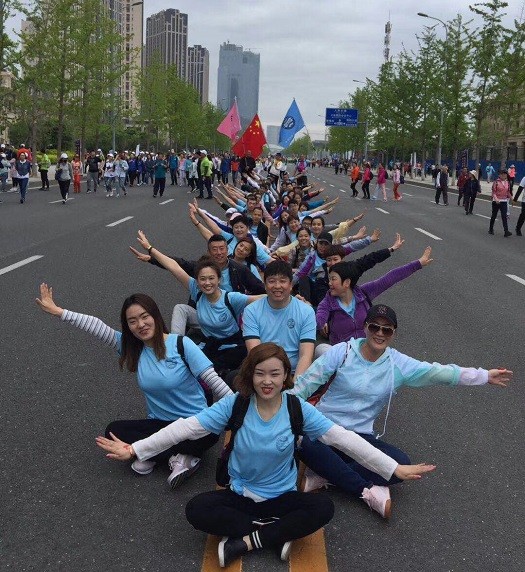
[366,322,395,336]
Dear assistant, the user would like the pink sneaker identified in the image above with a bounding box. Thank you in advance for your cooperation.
[361,485,392,518]
[302,467,330,493]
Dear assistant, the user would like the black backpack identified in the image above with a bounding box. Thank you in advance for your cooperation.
[216,393,304,487]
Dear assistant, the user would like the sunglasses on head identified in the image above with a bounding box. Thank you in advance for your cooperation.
[366,322,395,336]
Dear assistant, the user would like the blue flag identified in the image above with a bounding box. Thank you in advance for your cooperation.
[278,99,305,148]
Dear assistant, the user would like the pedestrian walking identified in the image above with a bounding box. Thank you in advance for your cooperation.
[512,175,525,236]
[103,153,116,197]
[38,149,51,190]
[456,167,469,206]
[56,153,73,204]
[16,152,32,204]
[489,169,513,236]
[71,154,82,193]
[114,152,129,197]
[350,161,360,197]
[371,163,387,201]
[361,162,372,199]
[0,152,10,193]
[508,164,516,194]
[435,165,449,205]
[392,164,402,200]
[85,150,102,193]
[463,170,481,215]
[152,153,168,197]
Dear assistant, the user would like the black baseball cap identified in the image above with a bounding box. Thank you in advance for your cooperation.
[317,231,333,244]
[365,304,397,328]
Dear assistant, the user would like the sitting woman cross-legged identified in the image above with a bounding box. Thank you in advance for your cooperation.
[97,342,435,568]
[36,284,232,488]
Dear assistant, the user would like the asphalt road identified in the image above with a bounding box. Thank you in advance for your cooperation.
[1,170,524,572]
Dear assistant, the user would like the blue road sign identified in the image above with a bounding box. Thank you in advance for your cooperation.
[325,108,359,127]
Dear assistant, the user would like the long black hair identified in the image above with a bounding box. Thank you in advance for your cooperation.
[119,294,168,372]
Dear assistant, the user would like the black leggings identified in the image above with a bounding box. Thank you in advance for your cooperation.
[40,170,49,188]
[361,181,370,199]
[185,488,334,548]
[516,202,525,233]
[105,419,219,462]
[489,201,509,232]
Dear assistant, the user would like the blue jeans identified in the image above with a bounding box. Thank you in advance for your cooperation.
[19,178,29,200]
[299,434,410,496]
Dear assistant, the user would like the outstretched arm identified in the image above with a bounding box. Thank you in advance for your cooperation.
[136,231,191,289]
[188,203,214,241]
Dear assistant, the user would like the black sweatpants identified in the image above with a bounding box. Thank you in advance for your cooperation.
[185,488,334,548]
[105,419,219,462]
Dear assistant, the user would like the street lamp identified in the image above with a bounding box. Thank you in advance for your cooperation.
[352,80,369,162]
[418,12,448,168]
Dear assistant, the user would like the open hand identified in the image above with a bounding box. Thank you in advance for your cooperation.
[36,283,63,316]
[137,230,151,251]
[488,368,512,387]
[390,233,404,251]
[419,246,433,266]
[370,228,381,242]
[129,246,151,262]
[96,432,134,461]
[394,462,436,480]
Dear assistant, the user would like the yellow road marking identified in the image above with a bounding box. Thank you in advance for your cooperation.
[290,529,329,571]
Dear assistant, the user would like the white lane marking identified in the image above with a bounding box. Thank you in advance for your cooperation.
[106,216,134,227]
[403,192,413,196]
[414,227,442,240]
[322,180,326,183]
[49,198,75,204]
[506,274,525,286]
[329,184,335,187]
[375,208,389,214]
[0,255,44,276]
[159,199,174,205]
[339,189,346,193]
[475,213,490,219]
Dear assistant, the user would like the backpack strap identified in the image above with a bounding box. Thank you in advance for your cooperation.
[176,335,190,371]
[286,393,304,470]
[196,290,239,330]
[223,394,251,455]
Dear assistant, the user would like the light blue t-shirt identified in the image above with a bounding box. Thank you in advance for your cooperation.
[242,297,316,370]
[115,332,211,421]
[196,393,333,499]
[189,278,248,340]
[220,266,232,292]
[220,230,272,267]
[337,297,356,317]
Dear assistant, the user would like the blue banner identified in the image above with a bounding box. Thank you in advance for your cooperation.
[278,99,306,148]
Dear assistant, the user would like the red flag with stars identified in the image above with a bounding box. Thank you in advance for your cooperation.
[232,114,267,159]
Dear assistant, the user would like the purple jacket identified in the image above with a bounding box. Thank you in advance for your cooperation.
[316,260,422,344]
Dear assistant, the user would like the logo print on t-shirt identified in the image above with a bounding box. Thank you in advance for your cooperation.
[287,319,295,329]
[219,312,228,322]
[276,435,289,451]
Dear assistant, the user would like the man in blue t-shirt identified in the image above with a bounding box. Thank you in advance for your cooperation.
[243,260,316,379]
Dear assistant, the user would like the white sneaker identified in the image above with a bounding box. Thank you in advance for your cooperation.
[116,193,120,197]
[131,459,156,475]
[361,485,392,518]
[167,453,200,489]
[280,541,292,561]
[302,466,330,493]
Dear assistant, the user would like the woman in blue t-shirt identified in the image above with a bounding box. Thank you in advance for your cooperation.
[97,342,435,568]
[36,283,232,488]
[136,230,264,373]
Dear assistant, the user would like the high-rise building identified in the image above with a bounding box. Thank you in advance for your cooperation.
[187,45,209,104]
[266,125,281,147]
[217,42,260,128]
[144,9,188,77]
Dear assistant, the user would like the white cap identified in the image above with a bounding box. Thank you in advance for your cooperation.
[225,207,238,217]
[107,152,114,158]
[0,153,5,157]
[20,143,25,147]
[60,153,68,159]
[200,149,207,155]
[97,149,102,152]
[0,144,5,148]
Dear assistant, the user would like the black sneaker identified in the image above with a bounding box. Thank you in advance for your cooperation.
[218,537,248,568]
[504,231,512,237]
[516,229,522,236]
[488,229,494,235]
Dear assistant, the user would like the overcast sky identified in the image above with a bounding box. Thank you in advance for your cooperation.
[145,0,523,140]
